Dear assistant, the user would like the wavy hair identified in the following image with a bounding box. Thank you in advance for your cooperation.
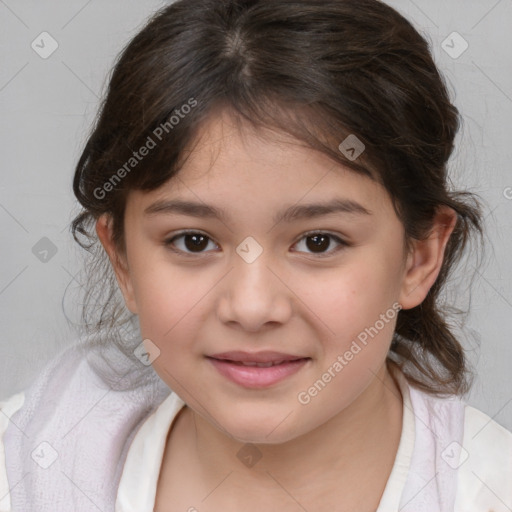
[70,0,484,396]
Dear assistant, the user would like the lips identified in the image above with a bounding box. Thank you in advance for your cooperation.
[209,350,307,364]
[207,351,310,388]
[228,360,289,368]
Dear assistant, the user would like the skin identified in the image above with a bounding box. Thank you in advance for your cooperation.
[96,109,457,510]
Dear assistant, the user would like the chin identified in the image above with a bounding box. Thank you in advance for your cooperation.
[231,428,296,446]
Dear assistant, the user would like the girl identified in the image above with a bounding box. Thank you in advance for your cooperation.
[1,0,511,511]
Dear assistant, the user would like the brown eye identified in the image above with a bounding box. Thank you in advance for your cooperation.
[165,231,218,254]
[293,232,347,256]
[306,234,330,252]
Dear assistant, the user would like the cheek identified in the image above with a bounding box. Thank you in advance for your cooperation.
[131,259,214,364]
[293,266,399,428]
[136,284,207,388]
[294,256,400,346]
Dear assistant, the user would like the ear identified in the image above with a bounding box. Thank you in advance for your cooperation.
[398,206,457,310]
[95,214,138,314]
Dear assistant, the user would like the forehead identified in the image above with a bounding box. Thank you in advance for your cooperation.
[127,109,394,220]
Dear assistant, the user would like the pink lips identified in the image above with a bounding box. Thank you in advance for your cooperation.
[207,351,310,388]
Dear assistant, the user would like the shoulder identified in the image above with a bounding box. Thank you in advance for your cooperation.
[0,392,25,512]
[397,373,512,511]
[0,341,171,511]
[0,391,25,416]
[463,403,512,459]
[0,392,26,438]
[0,392,25,437]
[454,403,512,511]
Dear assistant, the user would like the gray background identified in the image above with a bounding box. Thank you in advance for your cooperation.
[1,0,511,430]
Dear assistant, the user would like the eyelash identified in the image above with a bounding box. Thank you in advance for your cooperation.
[163,230,349,258]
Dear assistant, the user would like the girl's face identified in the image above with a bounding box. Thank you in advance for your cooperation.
[99,110,448,444]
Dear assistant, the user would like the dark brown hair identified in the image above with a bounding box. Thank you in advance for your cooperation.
[71,0,484,396]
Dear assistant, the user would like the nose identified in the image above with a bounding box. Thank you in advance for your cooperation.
[216,253,293,333]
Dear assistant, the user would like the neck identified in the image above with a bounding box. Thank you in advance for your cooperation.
[182,363,404,499]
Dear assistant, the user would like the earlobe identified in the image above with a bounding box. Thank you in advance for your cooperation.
[399,206,457,310]
[95,214,138,314]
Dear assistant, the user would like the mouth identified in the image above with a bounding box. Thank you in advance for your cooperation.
[219,360,300,367]
[206,351,311,388]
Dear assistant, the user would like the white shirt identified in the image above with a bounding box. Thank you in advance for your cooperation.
[1,369,511,511]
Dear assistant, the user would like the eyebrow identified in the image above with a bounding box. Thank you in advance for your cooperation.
[144,197,372,224]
